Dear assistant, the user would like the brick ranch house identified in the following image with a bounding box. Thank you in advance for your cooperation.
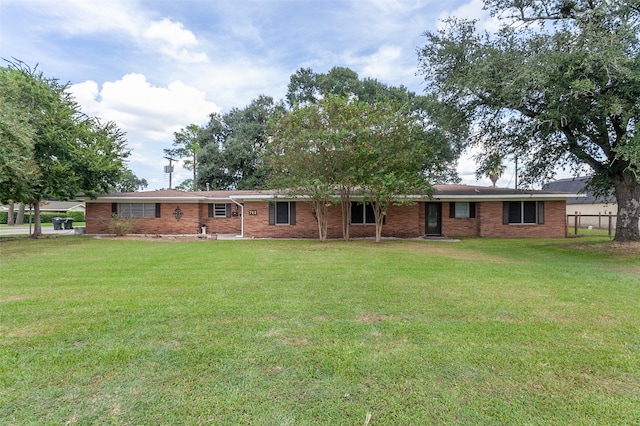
[85,185,576,239]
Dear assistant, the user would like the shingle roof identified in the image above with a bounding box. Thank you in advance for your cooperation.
[542,177,615,204]
[88,184,578,203]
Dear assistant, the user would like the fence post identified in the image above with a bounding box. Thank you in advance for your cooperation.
[608,212,613,238]
[574,211,579,236]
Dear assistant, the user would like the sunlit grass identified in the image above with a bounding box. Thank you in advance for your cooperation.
[1,237,638,424]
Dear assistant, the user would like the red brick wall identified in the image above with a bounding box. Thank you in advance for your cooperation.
[86,202,207,235]
[198,204,242,235]
[478,201,567,238]
[87,199,567,239]
[85,203,113,234]
[243,201,424,239]
[441,202,480,237]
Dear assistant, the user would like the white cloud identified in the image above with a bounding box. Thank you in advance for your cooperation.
[355,45,404,81]
[70,73,219,142]
[19,0,207,64]
[437,0,502,33]
[143,18,208,63]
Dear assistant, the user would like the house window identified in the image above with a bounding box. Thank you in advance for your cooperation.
[503,201,544,224]
[449,202,476,218]
[208,203,230,218]
[117,203,160,218]
[269,202,296,225]
[351,202,376,224]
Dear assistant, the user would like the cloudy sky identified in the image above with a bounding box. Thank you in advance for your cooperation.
[0,0,520,190]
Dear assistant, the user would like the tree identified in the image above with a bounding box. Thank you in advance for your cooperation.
[175,179,193,191]
[197,112,233,190]
[196,96,285,190]
[0,65,39,207]
[0,60,130,237]
[418,0,640,241]
[268,96,434,243]
[165,124,201,191]
[267,95,356,241]
[284,67,460,239]
[475,152,506,187]
[353,101,433,243]
[286,66,461,184]
[111,168,148,192]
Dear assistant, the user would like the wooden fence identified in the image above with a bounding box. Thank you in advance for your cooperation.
[566,211,616,237]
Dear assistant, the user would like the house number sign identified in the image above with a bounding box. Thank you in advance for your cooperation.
[248,210,257,215]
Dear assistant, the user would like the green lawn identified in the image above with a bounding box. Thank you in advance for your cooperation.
[1,237,638,424]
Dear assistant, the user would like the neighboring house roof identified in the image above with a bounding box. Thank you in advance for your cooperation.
[86,185,580,203]
[542,177,615,205]
[0,201,85,212]
[39,201,86,212]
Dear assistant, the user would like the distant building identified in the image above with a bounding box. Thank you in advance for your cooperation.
[543,176,615,215]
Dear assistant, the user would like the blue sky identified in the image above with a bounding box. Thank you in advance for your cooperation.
[1,0,518,190]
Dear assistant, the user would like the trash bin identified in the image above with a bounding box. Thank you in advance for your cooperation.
[63,218,74,229]
[52,217,63,230]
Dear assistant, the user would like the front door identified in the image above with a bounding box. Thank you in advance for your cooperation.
[425,202,442,236]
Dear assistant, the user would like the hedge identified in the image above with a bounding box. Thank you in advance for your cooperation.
[0,211,85,224]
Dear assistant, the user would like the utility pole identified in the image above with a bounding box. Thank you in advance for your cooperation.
[164,157,176,189]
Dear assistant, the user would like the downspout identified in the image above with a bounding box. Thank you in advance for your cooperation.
[229,196,244,238]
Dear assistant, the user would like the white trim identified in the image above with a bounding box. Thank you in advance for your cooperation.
[87,190,584,204]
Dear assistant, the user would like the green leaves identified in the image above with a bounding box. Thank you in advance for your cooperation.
[267,95,434,242]
[419,0,640,240]
[0,60,130,235]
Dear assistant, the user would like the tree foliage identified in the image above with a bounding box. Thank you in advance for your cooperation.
[268,95,433,242]
[286,66,461,184]
[418,0,640,241]
[111,168,148,192]
[0,60,130,236]
[268,95,360,241]
[195,96,285,190]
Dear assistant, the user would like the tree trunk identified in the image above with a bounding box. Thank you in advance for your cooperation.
[372,203,385,244]
[340,190,352,241]
[612,173,640,242]
[314,200,329,242]
[31,203,43,238]
[16,202,25,225]
[7,201,14,226]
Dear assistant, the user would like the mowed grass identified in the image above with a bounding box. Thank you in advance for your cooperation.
[1,237,638,425]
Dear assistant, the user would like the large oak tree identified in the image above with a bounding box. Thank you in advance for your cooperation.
[419,0,640,241]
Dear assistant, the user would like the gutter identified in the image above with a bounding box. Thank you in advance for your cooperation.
[228,196,244,238]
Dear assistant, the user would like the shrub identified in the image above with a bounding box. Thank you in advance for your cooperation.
[0,211,85,224]
[99,214,137,236]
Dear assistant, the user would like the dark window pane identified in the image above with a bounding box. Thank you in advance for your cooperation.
[365,203,376,223]
[351,202,364,224]
[523,201,537,223]
[276,202,289,224]
[508,202,521,223]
